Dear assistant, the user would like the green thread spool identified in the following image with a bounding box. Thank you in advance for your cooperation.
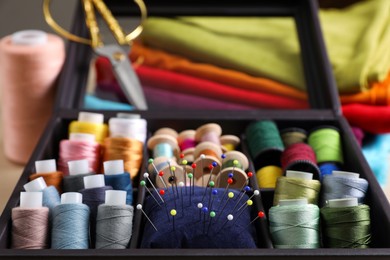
[321,198,371,248]
[280,127,307,148]
[216,151,249,189]
[273,171,321,206]
[269,199,320,248]
[245,120,284,169]
[308,126,344,164]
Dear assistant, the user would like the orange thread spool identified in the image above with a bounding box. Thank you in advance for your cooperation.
[29,172,63,194]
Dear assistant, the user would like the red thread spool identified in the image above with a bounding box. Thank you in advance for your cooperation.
[281,143,320,179]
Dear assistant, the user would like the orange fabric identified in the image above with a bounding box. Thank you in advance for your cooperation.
[130,42,307,102]
[340,72,390,106]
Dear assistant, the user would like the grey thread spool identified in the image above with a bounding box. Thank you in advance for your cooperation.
[63,159,94,192]
[321,171,369,207]
[96,190,134,249]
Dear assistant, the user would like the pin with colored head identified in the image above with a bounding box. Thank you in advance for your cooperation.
[140,180,161,207]
[238,190,260,211]
[143,172,164,203]
[170,209,177,231]
[188,173,193,204]
[233,199,253,225]
[233,186,251,212]
[137,204,157,231]
[202,206,209,234]
[216,214,234,235]
[217,191,235,222]
[207,211,217,234]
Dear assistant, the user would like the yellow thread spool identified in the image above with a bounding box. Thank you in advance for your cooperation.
[69,112,108,144]
[256,166,283,188]
[220,135,240,152]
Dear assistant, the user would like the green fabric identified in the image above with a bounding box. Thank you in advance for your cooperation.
[140,0,390,94]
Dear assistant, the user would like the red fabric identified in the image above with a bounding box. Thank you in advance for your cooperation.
[342,104,390,133]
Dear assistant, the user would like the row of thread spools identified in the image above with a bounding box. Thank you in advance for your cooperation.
[10,111,149,249]
[246,120,371,248]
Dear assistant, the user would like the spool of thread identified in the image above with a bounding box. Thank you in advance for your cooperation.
[269,199,320,248]
[29,159,63,193]
[58,133,101,176]
[318,162,340,181]
[321,171,369,206]
[79,174,113,248]
[69,112,108,144]
[51,192,90,249]
[195,123,222,145]
[103,160,133,205]
[193,141,223,181]
[147,134,180,161]
[245,120,284,169]
[0,30,65,164]
[96,190,134,249]
[23,176,60,212]
[308,126,344,164]
[273,171,321,206]
[280,127,307,148]
[103,136,143,180]
[154,127,179,139]
[220,135,240,152]
[11,192,49,249]
[216,151,249,189]
[63,159,94,192]
[148,156,185,188]
[177,130,196,162]
[108,117,147,144]
[281,143,320,180]
[256,166,283,188]
[320,198,371,248]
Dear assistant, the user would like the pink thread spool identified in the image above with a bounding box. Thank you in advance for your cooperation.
[0,30,65,164]
[177,130,196,163]
[195,123,222,145]
[58,133,101,176]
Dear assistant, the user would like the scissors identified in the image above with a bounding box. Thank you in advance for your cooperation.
[43,0,148,110]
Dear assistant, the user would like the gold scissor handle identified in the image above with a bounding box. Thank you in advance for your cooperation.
[43,0,147,47]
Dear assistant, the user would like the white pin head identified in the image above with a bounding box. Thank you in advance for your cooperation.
[197,203,203,209]
[136,204,143,210]
[178,182,185,187]
[254,190,260,196]
[200,154,206,159]
[143,172,149,178]
[105,190,126,206]
[24,177,47,192]
[61,192,83,204]
[68,159,89,175]
[20,192,43,208]
[227,214,234,221]
[83,175,105,189]
[103,160,124,175]
[35,159,56,174]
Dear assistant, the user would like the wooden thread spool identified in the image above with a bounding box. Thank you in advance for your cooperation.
[216,151,249,189]
[177,130,196,163]
[193,141,222,181]
[195,123,222,145]
[148,156,184,189]
[147,134,180,161]
[220,135,240,153]
[154,127,178,139]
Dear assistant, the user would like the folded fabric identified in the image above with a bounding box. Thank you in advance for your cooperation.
[140,0,390,94]
[84,94,133,111]
[342,104,390,133]
[340,72,390,106]
[97,82,255,111]
[95,57,308,109]
[129,42,307,102]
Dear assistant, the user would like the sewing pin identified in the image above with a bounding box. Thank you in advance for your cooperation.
[215,154,226,186]
[158,171,168,190]
[233,199,253,225]
[191,163,196,194]
[170,209,177,231]
[209,189,218,211]
[144,172,164,203]
[206,161,217,186]
[200,154,205,187]
[197,202,203,221]
[181,158,188,195]
[219,177,233,209]
[140,180,161,207]
[232,186,251,212]
[216,192,234,222]
[178,181,185,214]
[188,173,193,205]
[159,189,170,221]
[237,190,259,211]
[137,204,158,231]
[168,162,179,197]
[202,206,209,234]
[216,214,234,235]
[241,211,265,231]
[207,211,216,235]
[237,172,253,196]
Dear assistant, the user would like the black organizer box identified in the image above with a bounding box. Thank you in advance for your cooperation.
[1,0,390,259]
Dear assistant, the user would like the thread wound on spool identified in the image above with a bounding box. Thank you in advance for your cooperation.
[29,171,63,194]
[69,121,108,144]
[0,32,65,164]
[104,173,133,205]
[63,173,93,193]
[308,126,344,164]
[256,166,283,188]
[96,204,134,249]
[320,204,371,248]
[11,207,49,249]
[269,204,320,248]
[280,127,307,148]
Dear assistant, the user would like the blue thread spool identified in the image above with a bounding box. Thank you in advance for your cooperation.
[318,162,340,181]
[103,160,133,205]
[51,192,90,249]
[148,134,179,160]
[23,177,60,212]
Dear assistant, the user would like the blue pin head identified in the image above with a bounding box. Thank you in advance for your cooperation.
[202,207,209,213]
[212,161,218,167]
[212,189,218,195]
[228,172,234,178]
[221,154,226,159]
[244,186,251,192]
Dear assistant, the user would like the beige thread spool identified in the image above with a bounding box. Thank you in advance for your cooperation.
[148,156,184,189]
[154,127,178,139]
[193,141,223,183]
[147,134,180,161]
[216,151,249,189]
[195,123,222,145]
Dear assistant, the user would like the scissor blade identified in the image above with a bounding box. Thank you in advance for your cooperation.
[95,44,148,110]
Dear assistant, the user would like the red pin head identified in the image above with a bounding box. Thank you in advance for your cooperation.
[258,211,265,218]
[159,189,165,196]
[159,171,164,177]
[227,178,233,184]
[208,164,214,170]
[191,163,197,169]
[247,172,253,178]
[180,153,184,159]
